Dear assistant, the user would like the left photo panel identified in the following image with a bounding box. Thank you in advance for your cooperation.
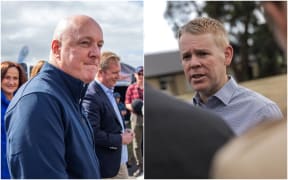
[1,1,143,179]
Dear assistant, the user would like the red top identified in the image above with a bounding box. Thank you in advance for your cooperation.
[125,83,143,104]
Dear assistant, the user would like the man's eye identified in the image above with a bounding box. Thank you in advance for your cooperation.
[98,43,103,48]
[198,52,208,57]
[182,54,191,61]
[80,41,90,46]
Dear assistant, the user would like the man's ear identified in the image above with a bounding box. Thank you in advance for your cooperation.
[224,45,233,66]
[51,40,61,58]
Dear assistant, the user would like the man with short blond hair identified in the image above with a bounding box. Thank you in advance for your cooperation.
[83,51,134,179]
[178,17,283,135]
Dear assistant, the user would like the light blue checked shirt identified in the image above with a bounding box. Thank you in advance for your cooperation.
[193,76,283,135]
[96,80,128,164]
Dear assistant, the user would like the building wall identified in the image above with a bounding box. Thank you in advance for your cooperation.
[145,72,194,96]
[174,73,190,95]
[146,78,160,90]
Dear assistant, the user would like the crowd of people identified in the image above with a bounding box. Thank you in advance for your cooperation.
[1,1,286,179]
[2,15,143,179]
[1,59,144,179]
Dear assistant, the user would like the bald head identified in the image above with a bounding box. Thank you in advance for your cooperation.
[49,14,104,83]
[52,15,101,42]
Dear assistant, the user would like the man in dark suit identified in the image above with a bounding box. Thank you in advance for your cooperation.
[83,51,134,179]
[144,83,234,179]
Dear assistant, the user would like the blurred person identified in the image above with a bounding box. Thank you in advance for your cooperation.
[131,99,143,118]
[1,61,27,179]
[114,92,127,121]
[5,15,103,178]
[211,1,287,179]
[125,65,144,177]
[30,60,46,78]
[144,83,234,178]
[178,17,283,135]
[263,1,287,57]
[83,51,134,179]
[211,120,286,178]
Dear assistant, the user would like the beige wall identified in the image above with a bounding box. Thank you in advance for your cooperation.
[145,78,160,89]
[145,72,194,96]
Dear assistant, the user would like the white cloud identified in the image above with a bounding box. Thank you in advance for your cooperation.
[144,1,178,54]
[1,1,143,68]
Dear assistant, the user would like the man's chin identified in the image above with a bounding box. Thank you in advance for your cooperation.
[82,76,95,84]
[191,84,207,92]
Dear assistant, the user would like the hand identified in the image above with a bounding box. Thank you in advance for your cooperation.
[121,110,127,116]
[121,129,134,144]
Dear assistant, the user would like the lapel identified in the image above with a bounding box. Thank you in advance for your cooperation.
[93,81,122,127]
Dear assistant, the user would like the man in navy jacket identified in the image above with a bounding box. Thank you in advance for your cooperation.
[5,15,103,178]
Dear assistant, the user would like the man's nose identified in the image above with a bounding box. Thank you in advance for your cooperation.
[116,72,120,79]
[89,44,101,58]
[189,56,202,69]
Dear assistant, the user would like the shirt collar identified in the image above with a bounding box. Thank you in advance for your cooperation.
[214,76,238,105]
[95,79,114,94]
[193,76,238,106]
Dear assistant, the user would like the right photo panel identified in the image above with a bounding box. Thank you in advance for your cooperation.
[144,1,287,179]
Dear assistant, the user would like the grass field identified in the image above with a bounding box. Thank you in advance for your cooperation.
[177,74,287,118]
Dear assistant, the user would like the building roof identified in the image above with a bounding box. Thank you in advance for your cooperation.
[145,51,184,77]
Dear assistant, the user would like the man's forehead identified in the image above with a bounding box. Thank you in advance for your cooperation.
[54,16,102,39]
[180,32,215,41]
[62,24,103,42]
[179,34,215,49]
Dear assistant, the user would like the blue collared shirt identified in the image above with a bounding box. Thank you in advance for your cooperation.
[96,80,128,164]
[193,76,283,135]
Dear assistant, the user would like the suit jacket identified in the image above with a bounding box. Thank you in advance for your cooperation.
[82,81,123,178]
[144,83,234,179]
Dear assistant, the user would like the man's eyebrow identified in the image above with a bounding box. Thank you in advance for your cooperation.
[194,48,210,52]
[78,36,103,41]
[181,48,209,54]
[182,51,191,56]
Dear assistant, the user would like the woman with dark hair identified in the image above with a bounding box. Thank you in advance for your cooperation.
[1,61,27,179]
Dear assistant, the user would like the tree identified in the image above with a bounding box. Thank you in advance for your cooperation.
[164,1,285,81]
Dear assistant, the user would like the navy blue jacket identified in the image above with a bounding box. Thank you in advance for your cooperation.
[82,81,123,178]
[5,63,101,179]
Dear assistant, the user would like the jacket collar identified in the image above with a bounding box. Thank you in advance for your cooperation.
[40,63,86,103]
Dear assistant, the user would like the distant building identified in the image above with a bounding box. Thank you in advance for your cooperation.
[145,51,193,96]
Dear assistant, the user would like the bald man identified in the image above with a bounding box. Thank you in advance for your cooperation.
[5,15,103,178]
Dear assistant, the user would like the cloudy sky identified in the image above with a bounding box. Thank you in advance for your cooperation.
[1,1,144,68]
[144,1,178,55]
